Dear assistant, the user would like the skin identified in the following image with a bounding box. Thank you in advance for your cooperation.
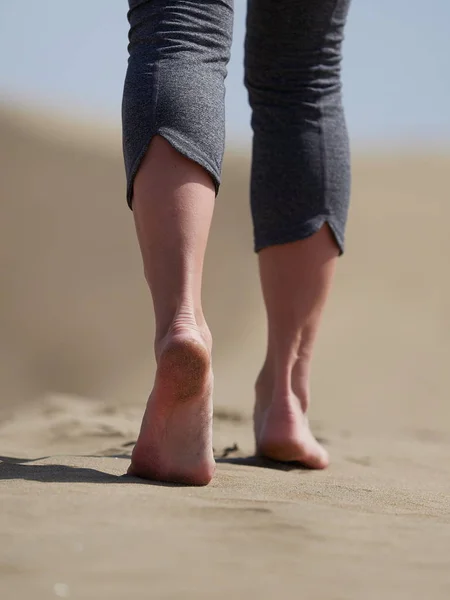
[129,136,337,485]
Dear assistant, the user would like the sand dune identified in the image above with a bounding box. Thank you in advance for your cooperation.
[1,103,449,599]
[0,103,263,416]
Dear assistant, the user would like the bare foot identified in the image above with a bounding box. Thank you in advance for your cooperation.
[254,372,329,469]
[129,328,215,485]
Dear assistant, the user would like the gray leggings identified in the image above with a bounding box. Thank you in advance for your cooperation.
[122,0,352,253]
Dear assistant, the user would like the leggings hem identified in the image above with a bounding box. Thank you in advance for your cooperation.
[126,129,221,209]
[254,215,344,255]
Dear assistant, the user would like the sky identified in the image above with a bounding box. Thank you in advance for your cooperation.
[0,0,449,147]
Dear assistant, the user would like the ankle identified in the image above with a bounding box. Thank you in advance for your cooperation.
[155,311,212,355]
[256,359,292,402]
[256,357,311,415]
[255,361,273,393]
[292,358,311,413]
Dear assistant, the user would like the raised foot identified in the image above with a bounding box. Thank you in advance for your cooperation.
[129,331,215,485]
[255,398,329,470]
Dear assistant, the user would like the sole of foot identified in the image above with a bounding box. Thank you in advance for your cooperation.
[128,331,215,485]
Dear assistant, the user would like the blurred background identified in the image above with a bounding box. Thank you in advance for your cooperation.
[0,0,449,440]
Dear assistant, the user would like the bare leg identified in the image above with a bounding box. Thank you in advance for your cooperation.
[254,225,338,468]
[129,136,215,485]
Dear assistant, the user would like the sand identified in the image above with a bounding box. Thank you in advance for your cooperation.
[0,103,449,599]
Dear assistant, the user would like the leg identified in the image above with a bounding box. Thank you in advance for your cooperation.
[255,229,337,468]
[122,0,233,484]
[245,0,352,466]
[130,138,216,485]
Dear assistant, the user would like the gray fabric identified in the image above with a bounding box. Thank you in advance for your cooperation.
[122,0,351,253]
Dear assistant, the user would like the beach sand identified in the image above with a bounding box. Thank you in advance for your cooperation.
[1,104,449,599]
